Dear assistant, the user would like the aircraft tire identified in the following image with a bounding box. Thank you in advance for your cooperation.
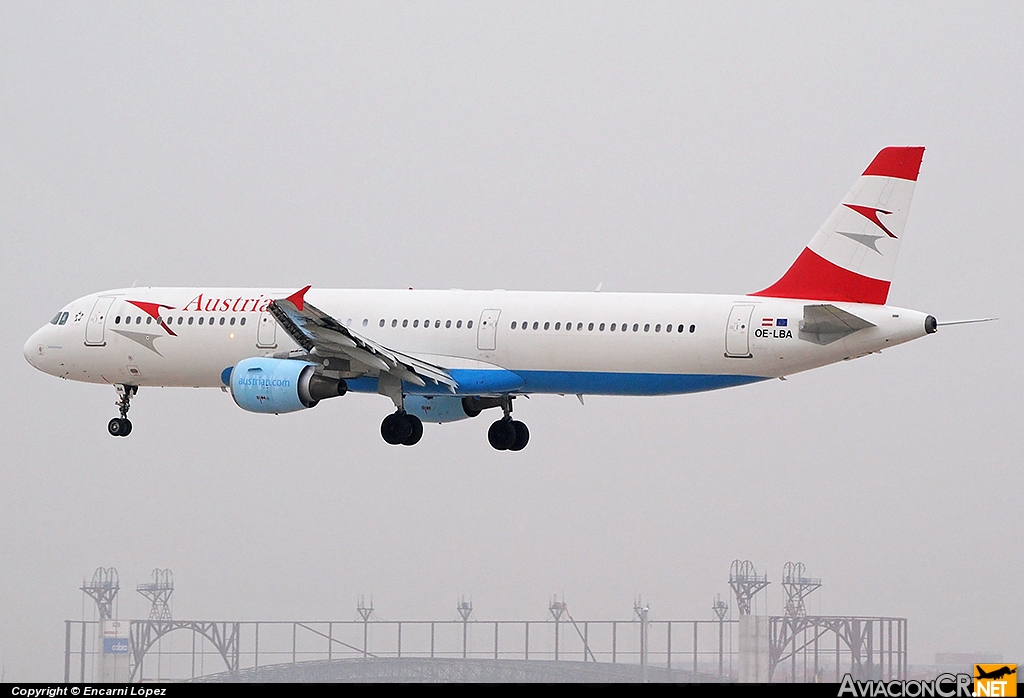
[381,412,412,445]
[488,418,516,451]
[121,418,132,436]
[508,420,529,451]
[402,414,423,446]
[108,418,131,437]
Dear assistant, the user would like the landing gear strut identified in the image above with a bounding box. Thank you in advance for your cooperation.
[487,398,529,451]
[107,384,137,437]
[381,411,423,446]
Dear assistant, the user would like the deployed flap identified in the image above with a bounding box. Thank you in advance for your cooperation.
[268,289,458,392]
[799,304,876,345]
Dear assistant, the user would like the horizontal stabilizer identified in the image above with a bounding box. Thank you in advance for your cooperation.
[799,304,875,345]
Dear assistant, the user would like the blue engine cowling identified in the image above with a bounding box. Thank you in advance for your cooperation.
[404,395,476,423]
[229,357,320,414]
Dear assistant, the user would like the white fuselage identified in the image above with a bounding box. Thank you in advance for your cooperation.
[24,287,932,397]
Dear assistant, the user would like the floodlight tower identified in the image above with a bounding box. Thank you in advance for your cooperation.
[781,562,821,618]
[457,597,473,659]
[549,596,566,660]
[356,596,373,658]
[713,594,730,676]
[728,559,769,615]
[633,596,650,672]
[81,567,119,620]
[136,569,173,621]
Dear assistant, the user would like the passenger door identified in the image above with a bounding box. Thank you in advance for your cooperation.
[85,297,117,346]
[725,304,754,358]
[477,309,501,351]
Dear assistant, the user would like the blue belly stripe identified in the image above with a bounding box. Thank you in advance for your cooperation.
[345,371,767,397]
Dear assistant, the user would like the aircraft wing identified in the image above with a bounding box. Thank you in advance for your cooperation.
[267,286,458,391]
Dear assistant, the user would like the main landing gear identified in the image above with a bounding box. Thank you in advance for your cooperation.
[380,410,423,446]
[378,395,530,451]
[487,399,529,452]
[107,384,137,437]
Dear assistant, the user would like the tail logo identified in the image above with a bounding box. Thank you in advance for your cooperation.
[837,204,898,254]
[843,204,897,238]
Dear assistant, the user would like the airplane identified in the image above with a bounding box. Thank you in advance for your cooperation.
[25,146,962,451]
[975,666,1017,681]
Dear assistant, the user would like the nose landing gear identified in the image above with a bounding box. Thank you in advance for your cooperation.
[107,384,137,437]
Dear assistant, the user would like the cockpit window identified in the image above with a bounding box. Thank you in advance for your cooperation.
[59,312,69,325]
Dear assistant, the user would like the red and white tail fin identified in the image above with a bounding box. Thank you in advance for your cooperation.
[752,146,925,304]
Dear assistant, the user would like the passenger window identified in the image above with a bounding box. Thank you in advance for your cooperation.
[610,323,616,331]
[678,324,685,333]
[577,322,583,331]
[599,323,605,331]
[188,317,194,325]
[644,324,650,332]
[114,316,121,324]
[413,320,419,328]
[363,319,369,327]
[511,321,517,329]
[240,317,246,326]
[379,319,385,327]
[435,320,440,328]
[392,319,397,327]
[544,322,550,330]
[198,317,204,325]
[457,320,463,328]
[446,320,452,328]
[219,317,225,326]
[690,324,696,333]
[178,317,184,325]
[467,320,473,329]
[554,322,561,330]
[631,324,637,332]
[655,324,661,332]
[588,323,594,331]
[147,316,153,325]
[209,316,214,325]
[666,323,672,333]
[403,319,409,328]
[532,322,538,330]
[230,317,236,326]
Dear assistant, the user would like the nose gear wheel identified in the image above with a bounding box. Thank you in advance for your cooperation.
[108,385,137,437]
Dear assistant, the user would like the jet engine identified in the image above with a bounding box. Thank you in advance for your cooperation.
[228,357,346,414]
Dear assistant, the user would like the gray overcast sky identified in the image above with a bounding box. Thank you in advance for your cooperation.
[1,2,1021,681]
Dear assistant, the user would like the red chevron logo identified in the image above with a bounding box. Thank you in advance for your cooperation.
[843,204,897,238]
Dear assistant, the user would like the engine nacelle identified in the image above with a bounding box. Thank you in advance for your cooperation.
[404,395,477,423]
[228,358,345,414]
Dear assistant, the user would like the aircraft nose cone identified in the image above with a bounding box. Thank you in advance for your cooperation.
[24,330,43,369]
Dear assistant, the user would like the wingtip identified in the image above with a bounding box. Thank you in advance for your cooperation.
[285,285,312,311]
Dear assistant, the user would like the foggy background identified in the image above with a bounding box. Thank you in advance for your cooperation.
[2,2,1021,681]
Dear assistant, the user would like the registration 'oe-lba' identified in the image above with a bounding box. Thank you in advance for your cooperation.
[25,147,980,451]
